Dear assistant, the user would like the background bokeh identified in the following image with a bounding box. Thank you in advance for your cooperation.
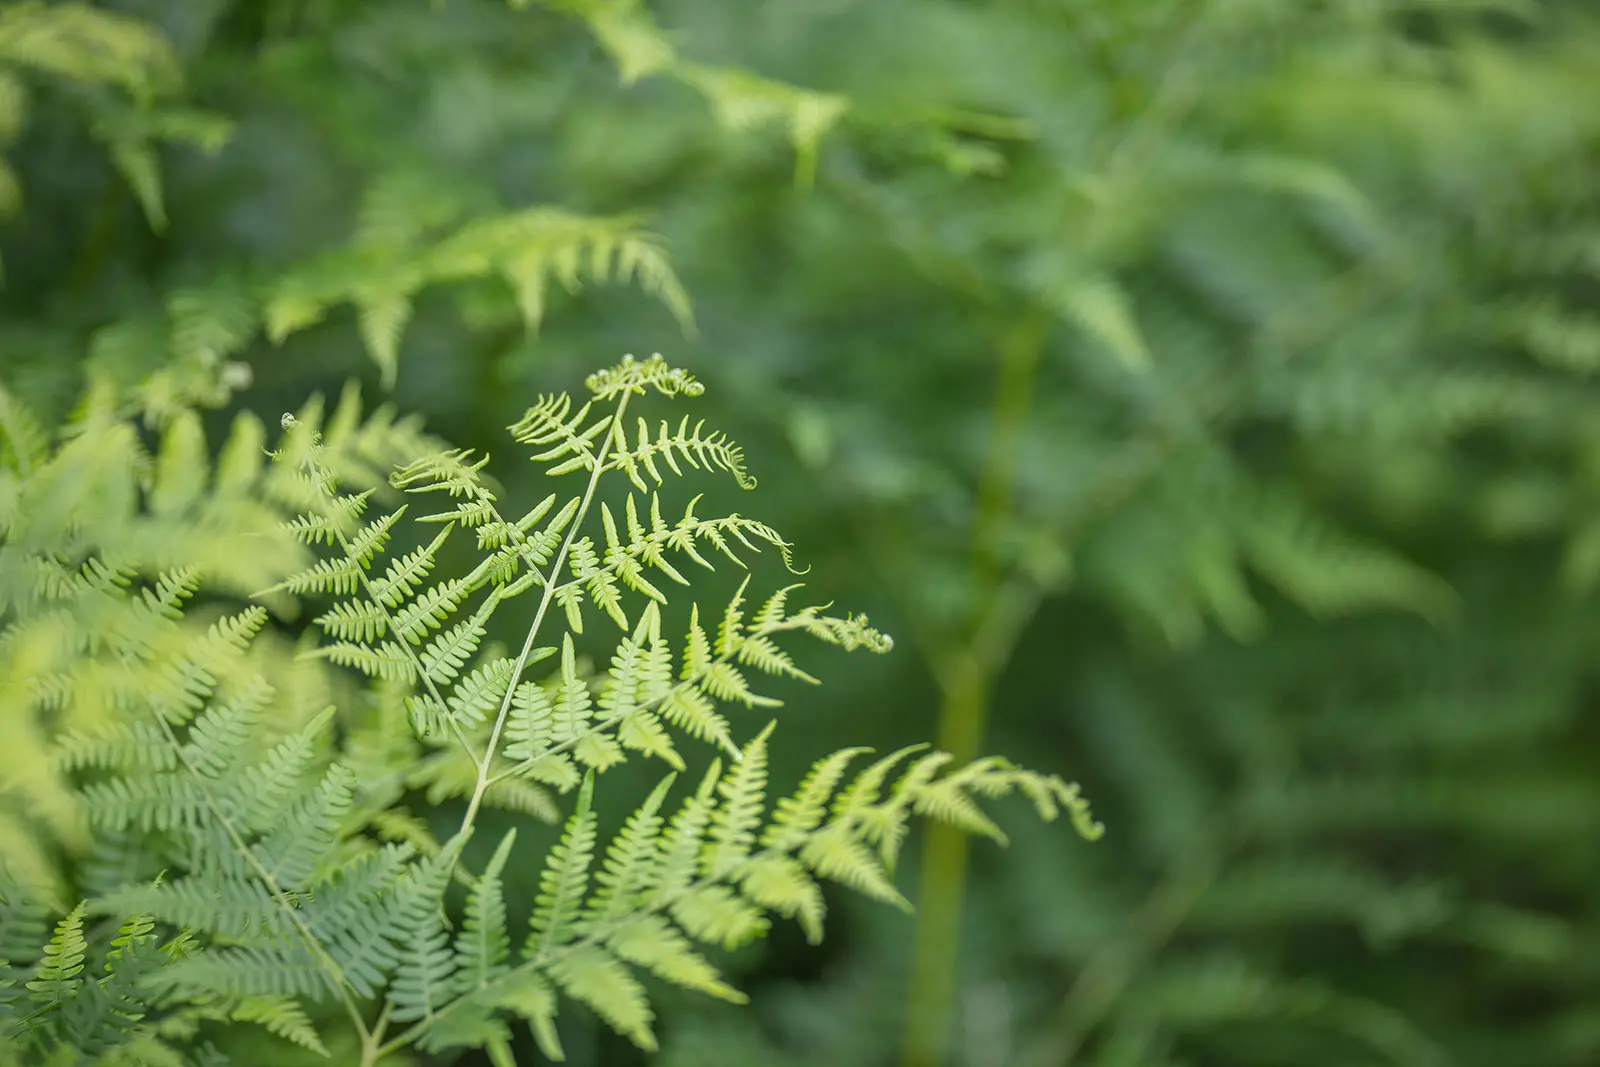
[5,1,1600,1065]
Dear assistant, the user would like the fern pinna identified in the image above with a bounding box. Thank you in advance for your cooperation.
[0,355,1100,1065]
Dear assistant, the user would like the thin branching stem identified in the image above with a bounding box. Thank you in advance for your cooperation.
[458,388,636,837]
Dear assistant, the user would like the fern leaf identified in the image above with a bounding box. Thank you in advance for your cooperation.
[668,885,769,949]
[608,914,744,1003]
[98,874,284,943]
[419,592,500,685]
[659,687,735,755]
[505,679,555,763]
[551,635,593,745]
[344,506,406,565]
[301,843,414,999]
[528,774,597,954]
[682,604,714,679]
[371,528,451,608]
[650,761,719,905]
[313,599,391,644]
[252,763,356,888]
[738,853,825,944]
[796,823,908,910]
[546,946,656,1052]
[716,578,748,657]
[391,576,474,644]
[147,944,329,1001]
[385,840,463,1023]
[487,972,564,1060]
[832,744,925,818]
[180,677,272,779]
[444,657,516,730]
[53,722,175,774]
[358,294,412,391]
[762,746,872,851]
[617,709,679,769]
[588,774,675,925]
[25,903,86,1005]
[263,555,364,598]
[455,829,515,993]
[583,353,703,401]
[315,640,414,683]
[701,723,772,877]
[231,995,328,1055]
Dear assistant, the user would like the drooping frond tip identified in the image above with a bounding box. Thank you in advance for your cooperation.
[586,354,704,401]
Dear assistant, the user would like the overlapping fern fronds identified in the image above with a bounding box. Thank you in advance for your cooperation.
[2,355,1098,1064]
[0,376,437,903]
[264,175,695,387]
[0,1,230,242]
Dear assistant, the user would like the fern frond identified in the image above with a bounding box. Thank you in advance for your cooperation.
[385,839,464,1023]
[146,943,329,1002]
[607,416,756,490]
[701,722,772,877]
[97,875,284,944]
[455,830,516,993]
[510,393,607,474]
[53,722,174,775]
[314,639,414,683]
[409,749,561,823]
[419,592,504,688]
[583,353,704,401]
[229,707,334,834]
[762,746,872,851]
[370,528,451,609]
[24,902,86,1006]
[251,763,356,887]
[229,995,328,1055]
[528,775,598,954]
[264,555,364,598]
[649,763,720,906]
[607,914,743,1003]
[300,843,414,1000]
[179,677,272,780]
[546,945,656,1051]
[587,775,674,925]
[264,196,692,385]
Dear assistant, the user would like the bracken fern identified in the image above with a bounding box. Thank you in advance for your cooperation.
[0,354,1100,1065]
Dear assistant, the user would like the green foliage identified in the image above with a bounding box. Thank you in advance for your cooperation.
[0,354,1098,1064]
[6,0,1600,1065]
[0,2,229,244]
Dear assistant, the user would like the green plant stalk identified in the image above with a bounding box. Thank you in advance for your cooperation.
[902,312,1048,1067]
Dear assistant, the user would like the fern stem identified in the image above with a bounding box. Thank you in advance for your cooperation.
[458,387,635,836]
[360,1001,393,1067]
[902,312,1049,1067]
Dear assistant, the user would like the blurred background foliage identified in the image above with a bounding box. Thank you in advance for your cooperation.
[5,0,1600,1065]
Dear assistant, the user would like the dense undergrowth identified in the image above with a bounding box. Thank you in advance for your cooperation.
[4,1,1600,1065]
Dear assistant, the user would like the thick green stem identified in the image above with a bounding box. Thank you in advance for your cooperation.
[901,312,1048,1067]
